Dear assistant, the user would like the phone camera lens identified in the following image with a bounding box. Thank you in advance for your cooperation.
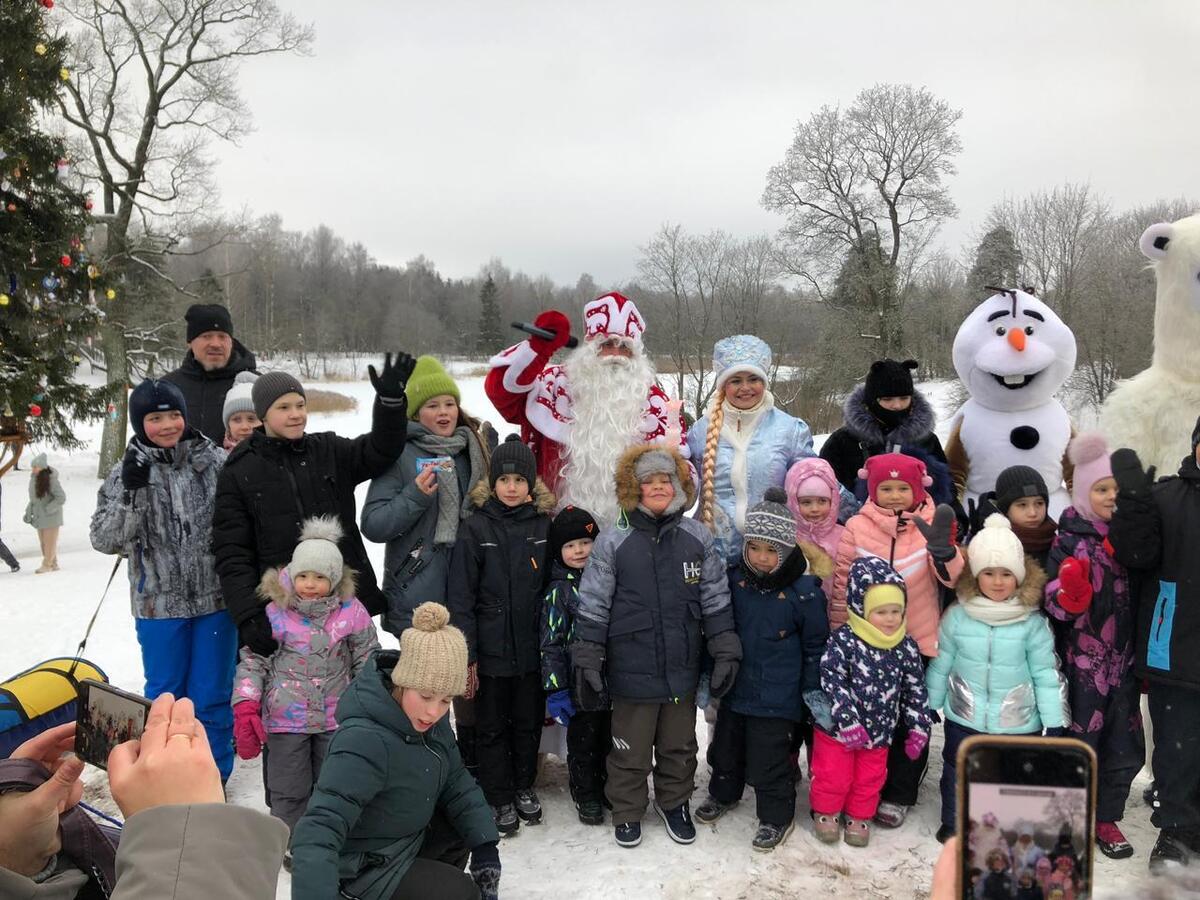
[1022,761,1034,774]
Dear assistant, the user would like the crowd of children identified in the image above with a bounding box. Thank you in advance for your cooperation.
[69,334,1200,899]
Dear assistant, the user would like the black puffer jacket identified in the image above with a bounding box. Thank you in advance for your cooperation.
[162,340,258,444]
[212,397,407,623]
[447,480,554,678]
[1109,456,1200,690]
[820,384,948,493]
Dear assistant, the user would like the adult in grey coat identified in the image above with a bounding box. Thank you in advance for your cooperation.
[24,453,65,573]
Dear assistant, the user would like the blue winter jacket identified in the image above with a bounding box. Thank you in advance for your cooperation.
[926,564,1068,734]
[688,397,856,564]
[725,545,831,721]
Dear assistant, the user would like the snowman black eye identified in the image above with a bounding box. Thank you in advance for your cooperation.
[1024,325,1034,335]
[994,326,1007,336]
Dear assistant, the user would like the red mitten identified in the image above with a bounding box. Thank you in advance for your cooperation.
[1056,557,1094,614]
[529,310,572,356]
[233,701,267,760]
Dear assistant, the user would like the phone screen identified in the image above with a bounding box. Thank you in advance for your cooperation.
[75,679,152,770]
[959,736,1096,900]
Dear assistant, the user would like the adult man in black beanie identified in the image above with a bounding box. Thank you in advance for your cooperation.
[163,303,258,444]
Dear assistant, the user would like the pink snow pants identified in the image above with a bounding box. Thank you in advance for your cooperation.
[809,728,889,819]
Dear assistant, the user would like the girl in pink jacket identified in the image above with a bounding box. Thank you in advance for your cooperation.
[231,517,380,834]
[831,452,964,829]
[785,457,845,560]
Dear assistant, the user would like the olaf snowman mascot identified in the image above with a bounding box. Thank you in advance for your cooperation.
[945,287,1077,518]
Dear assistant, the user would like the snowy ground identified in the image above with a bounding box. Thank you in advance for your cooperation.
[0,368,1164,898]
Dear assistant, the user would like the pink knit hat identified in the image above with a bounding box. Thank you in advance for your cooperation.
[860,453,933,507]
[1068,432,1113,522]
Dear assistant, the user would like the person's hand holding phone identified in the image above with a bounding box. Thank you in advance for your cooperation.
[0,723,85,877]
[929,837,958,900]
[415,464,438,497]
[108,693,224,818]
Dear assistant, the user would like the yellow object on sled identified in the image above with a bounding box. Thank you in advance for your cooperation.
[0,657,108,756]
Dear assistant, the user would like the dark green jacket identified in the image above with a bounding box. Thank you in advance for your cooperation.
[290,651,498,900]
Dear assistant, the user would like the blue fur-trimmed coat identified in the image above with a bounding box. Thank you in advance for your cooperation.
[820,555,931,748]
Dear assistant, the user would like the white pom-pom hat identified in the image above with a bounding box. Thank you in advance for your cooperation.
[967,514,1026,584]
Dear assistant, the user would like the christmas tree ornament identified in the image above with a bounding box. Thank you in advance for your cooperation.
[41,0,55,8]
[84,198,93,211]
[29,404,42,417]
[33,296,43,311]
[59,254,71,266]
[87,264,99,279]
[59,68,70,82]
[105,288,116,300]
[0,294,9,306]
[56,159,69,179]
[35,43,47,56]
[40,275,58,290]
[1,404,12,417]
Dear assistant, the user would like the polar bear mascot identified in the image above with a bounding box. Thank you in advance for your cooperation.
[946,287,1078,518]
[1101,213,1200,475]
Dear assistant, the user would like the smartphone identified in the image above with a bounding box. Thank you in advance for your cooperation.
[75,679,152,770]
[958,735,1097,900]
[415,456,453,478]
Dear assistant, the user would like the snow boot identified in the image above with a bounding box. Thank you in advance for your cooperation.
[1096,821,1134,859]
[492,803,519,837]
[873,801,908,829]
[843,816,871,847]
[614,821,642,848]
[694,796,737,824]
[576,799,604,826]
[1149,829,1198,875]
[654,801,696,845]
[936,824,955,844]
[515,788,542,824]
[812,812,841,844]
[751,820,794,852]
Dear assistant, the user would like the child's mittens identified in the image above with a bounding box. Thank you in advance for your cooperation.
[838,723,870,750]
[803,689,834,733]
[1056,557,1094,614]
[469,841,501,900]
[547,690,575,726]
[570,640,607,708]
[913,503,958,562]
[706,630,743,700]
[1111,448,1156,501]
[233,701,266,760]
[903,730,929,761]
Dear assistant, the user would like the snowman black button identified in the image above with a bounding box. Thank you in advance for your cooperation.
[1010,426,1040,450]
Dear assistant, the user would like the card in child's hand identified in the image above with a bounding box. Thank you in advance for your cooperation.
[416,456,454,477]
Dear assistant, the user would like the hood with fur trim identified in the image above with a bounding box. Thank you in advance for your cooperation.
[257,564,358,610]
[467,477,556,513]
[843,383,937,446]
[955,557,1047,608]
[614,443,696,514]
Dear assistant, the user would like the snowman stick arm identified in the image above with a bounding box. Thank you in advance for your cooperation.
[944,417,968,501]
[1061,424,1077,493]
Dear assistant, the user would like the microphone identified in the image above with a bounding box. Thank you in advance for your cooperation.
[511,321,579,349]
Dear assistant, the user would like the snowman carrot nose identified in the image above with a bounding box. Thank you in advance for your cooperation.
[1007,328,1026,351]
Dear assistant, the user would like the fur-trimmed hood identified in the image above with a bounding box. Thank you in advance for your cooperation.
[257,564,358,610]
[467,477,556,513]
[843,383,936,446]
[614,443,696,514]
[956,557,1047,607]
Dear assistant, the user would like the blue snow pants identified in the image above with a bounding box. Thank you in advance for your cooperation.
[134,611,238,779]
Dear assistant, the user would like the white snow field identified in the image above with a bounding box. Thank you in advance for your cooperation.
[0,365,1165,898]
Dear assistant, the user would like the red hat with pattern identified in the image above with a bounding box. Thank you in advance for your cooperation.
[860,452,933,507]
[584,292,646,344]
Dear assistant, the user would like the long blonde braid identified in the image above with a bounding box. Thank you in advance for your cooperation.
[699,392,725,531]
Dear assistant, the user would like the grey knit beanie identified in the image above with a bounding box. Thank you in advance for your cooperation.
[252,371,305,419]
[743,487,797,556]
[287,517,344,588]
[222,371,259,427]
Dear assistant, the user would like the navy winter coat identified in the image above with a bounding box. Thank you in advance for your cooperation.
[162,340,258,444]
[724,546,830,721]
[574,508,735,703]
[540,561,610,710]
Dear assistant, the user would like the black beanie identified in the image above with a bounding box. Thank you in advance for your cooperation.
[994,465,1050,513]
[185,303,233,342]
[490,434,537,488]
[864,358,918,405]
[1192,416,1200,453]
[548,506,598,568]
[128,378,187,443]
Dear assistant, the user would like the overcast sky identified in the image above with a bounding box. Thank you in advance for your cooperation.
[213,0,1200,287]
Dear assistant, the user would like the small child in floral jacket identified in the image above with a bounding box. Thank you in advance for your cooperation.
[809,555,931,848]
[232,516,380,833]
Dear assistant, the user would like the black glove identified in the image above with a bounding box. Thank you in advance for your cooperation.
[914,503,958,563]
[238,612,279,656]
[1044,726,1069,738]
[470,841,501,900]
[120,444,152,492]
[1111,448,1156,501]
[368,351,416,403]
[570,640,607,708]
[707,629,743,699]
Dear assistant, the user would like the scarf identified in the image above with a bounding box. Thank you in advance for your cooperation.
[410,426,487,545]
[848,610,906,650]
[961,594,1032,626]
[721,391,774,530]
[1012,517,1057,555]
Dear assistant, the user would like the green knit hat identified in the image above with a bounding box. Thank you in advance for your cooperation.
[405,356,460,420]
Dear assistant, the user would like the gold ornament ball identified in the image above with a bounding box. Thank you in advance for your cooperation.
[35,43,47,56]
[60,68,70,81]
[105,288,116,300]
[0,294,9,306]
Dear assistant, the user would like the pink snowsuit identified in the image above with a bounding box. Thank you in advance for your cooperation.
[785,457,845,560]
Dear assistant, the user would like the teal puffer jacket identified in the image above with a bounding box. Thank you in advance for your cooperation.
[926,563,1068,734]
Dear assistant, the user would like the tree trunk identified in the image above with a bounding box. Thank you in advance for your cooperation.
[97,323,129,477]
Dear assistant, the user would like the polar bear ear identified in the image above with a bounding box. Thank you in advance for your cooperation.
[1140,222,1174,261]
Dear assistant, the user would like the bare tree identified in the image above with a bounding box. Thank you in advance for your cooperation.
[54,0,313,472]
[762,83,962,354]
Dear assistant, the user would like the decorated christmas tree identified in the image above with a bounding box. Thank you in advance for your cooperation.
[0,0,114,449]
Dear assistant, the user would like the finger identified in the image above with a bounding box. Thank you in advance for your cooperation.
[107,739,140,779]
[930,837,959,900]
[11,722,77,762]
[167,697,198,741]
[368,365,379,383]
[384,352,393,372]
[31,754,85,815]
[141,693,175,750]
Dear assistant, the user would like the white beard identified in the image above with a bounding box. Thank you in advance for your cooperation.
[560,342,656,527]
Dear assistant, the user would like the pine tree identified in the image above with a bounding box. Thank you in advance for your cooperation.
[0,0,113,449]
[476,273,502,353]
[967,226,1024,300]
